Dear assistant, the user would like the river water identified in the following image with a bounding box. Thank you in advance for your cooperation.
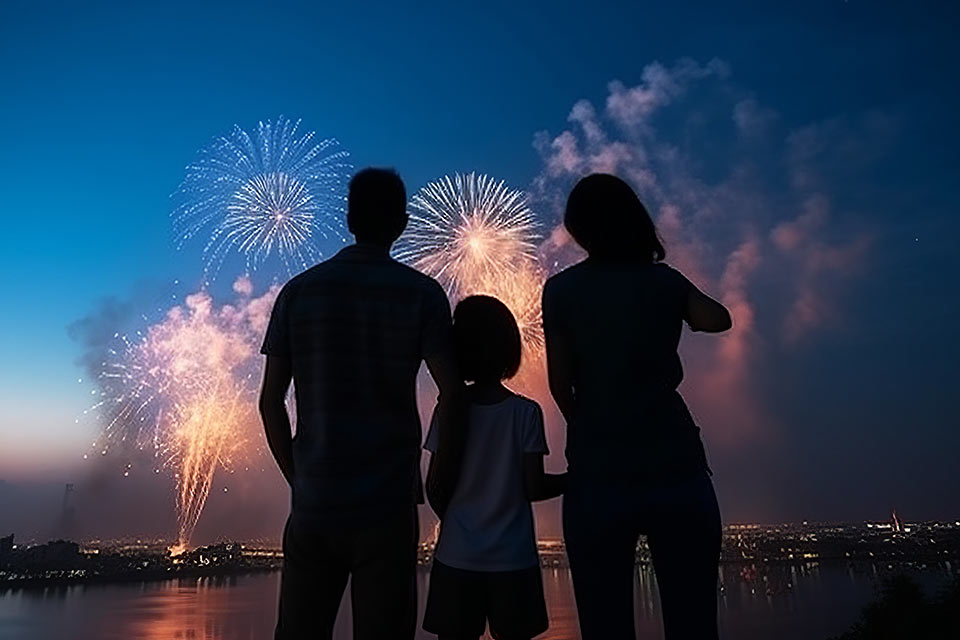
[1,562,954,639]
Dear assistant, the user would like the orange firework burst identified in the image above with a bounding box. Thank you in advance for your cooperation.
[396,173,546,381]
[90,278,277,550]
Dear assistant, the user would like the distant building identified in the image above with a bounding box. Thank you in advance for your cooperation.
[0,534,13,567]
[59,483,77,540]
[21,540,82,570]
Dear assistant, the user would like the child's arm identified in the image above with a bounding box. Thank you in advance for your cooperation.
[523,453,568,502]
[425,450,444,517]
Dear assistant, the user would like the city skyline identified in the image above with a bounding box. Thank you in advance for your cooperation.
[5,511,958,583]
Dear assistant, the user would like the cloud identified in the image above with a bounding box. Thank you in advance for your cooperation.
[772,196,872,342]
[785,111,900,192]
[733,98,778,137]
[605,58,729,130]
[232,275,254,297]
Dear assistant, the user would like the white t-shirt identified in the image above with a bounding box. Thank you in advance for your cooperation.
[424,393,549,572]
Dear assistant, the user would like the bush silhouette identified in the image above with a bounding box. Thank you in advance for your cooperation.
[832,574,960,640]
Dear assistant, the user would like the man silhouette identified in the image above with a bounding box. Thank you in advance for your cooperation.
[259,168,461,639]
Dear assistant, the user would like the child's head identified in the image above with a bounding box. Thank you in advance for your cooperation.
[453,295,522,383]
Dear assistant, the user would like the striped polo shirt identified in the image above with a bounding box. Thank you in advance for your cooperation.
[261,243,452,526]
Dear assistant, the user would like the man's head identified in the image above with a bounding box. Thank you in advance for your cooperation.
[347,168,408,247]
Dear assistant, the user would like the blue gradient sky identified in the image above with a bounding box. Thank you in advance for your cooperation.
[1,1,959,533]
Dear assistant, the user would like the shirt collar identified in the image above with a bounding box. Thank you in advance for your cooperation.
[335,242,393,260]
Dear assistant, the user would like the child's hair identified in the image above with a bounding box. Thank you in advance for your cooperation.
[453,295,522,382]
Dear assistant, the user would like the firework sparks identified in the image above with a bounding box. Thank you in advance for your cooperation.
[396,173,546,373]
[172,116,352,282]
[396,173,539,294]
[90,279,277,550]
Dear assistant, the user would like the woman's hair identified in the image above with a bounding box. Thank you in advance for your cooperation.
[564,173,665,262]
[453,295,522,382]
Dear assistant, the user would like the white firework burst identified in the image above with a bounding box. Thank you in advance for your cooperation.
[395,172,539,297]
[395,173,546,363]
[172,116,352,282]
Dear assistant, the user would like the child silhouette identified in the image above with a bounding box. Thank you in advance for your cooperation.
[423,295,566,640]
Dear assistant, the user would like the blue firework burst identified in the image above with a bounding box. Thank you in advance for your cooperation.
[172,116,352,282]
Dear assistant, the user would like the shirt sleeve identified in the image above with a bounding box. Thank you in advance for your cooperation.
[521,402,549,454]
[667,264,694,294]
[423,404,441,452]
[420,280,453,359]
[663,264,695,323]
[260,283,293,357]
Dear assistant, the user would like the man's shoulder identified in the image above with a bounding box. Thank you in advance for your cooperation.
[274,268,310,297]
[278,261,329,294]
[290,257,340,280]
[385,257,436,281]
[288,253,438,284]
[386,260,447,297]
[281,254,447,306]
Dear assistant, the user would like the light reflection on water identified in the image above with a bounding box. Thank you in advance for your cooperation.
[0,563,954,640]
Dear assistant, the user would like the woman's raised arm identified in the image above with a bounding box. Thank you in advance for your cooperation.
[685,285,732,333]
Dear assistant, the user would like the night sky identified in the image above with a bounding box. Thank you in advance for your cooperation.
[1,0,958,542]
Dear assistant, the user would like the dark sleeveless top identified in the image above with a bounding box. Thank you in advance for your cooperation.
[542,259,710,484]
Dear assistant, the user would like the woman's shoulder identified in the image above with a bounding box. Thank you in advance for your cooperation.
[652,262,693,288]
[548,260,685,283]
[545,261,587,280]
[544,261,590,293]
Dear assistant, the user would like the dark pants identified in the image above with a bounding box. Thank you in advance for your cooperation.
[563,472,721,640]
[275,507,420,640]
[423,560,549,640]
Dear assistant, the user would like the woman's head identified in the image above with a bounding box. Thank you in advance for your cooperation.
[564,173,665,262]
[453,295,522,383]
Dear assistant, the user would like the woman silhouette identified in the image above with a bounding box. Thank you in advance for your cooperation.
[543,174,731,639]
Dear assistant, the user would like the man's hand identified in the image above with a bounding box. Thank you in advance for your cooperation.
[259,355,295,485]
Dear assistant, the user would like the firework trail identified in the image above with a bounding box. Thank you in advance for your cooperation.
[395,173,546,376]
[89,278,277,551]
[172,116,352,283]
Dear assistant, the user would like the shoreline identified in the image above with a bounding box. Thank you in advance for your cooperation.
[3,556,955,593]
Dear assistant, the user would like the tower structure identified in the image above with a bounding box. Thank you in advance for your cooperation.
[59,483,76,540]
[891,508,903,533]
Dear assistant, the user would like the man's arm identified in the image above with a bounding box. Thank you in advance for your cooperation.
[523,453,568,502]
[421,282,466,518]
[422,298,466,452]
[423,347,466,518]
[259,355,295,485]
